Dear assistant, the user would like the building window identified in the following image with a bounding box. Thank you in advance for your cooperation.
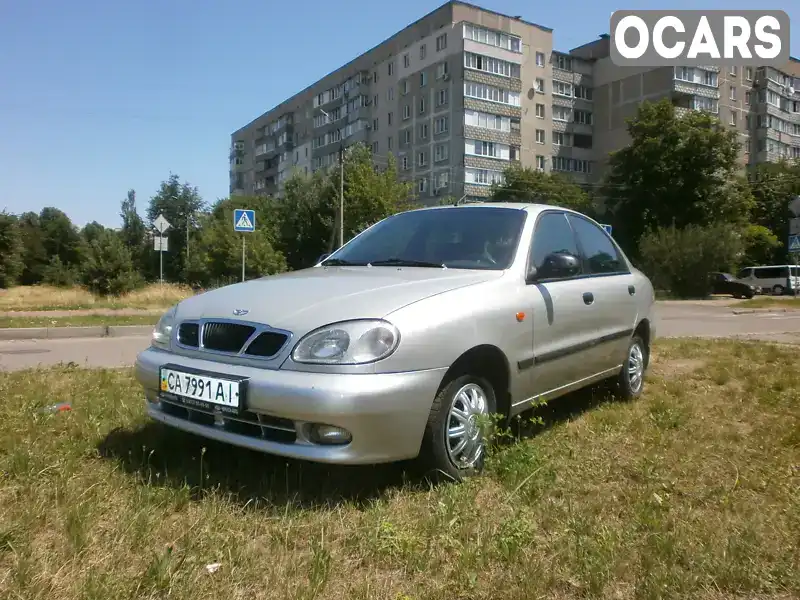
[388,87,394,101]
[730,65,737,76]
[536,52,545,67]
[574,110,593,125]
[465,167,505,185]
[436,171,449,189]
[745,139,751,153]
[420,44,426,60]
[553,132,571,146]
[403,105,410,120]
[372,141,378,154]
[420,71,427,87]
[418,178,428,193]
[435,143,449,162]
[535,78,545,93]
[403,129,411,144]
[419,123,428,139]
[403,54,410,68]
[552,106,571,122]
[745,91,750,105]
[437,88,448,106]
[535,103,545,118]
[574,86,593,100]
[373,118,379,131]
[388,112,393,125]
[464,82,521,106]
[388,136,393,150]
[535,129,545,144]
[694,96,718,113]
[462,23,521,53]
[418,151,427,167]
[730,86,736,100]
[553,81,573,97]
[436,33,447,52]
[388,62,394,76]
[402,156,409,170]
[466,139,512,160]
[464,52,521,78]
[464,109,511,132]
[554,54,572,70]
[436,62,449,79]
[419,97,426,114]
[434,115,449,134]
[535,155,545,170]
[729,110,736,125]
[401,80,409,95]
[746,67,753,80]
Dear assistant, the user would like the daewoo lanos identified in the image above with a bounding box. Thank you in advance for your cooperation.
[135,203,655,481]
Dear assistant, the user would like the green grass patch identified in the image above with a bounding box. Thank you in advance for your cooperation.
[739,296,800,310]
[0,315,159,328]
[0,339,798,599]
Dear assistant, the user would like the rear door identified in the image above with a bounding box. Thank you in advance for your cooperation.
[566,213,638,372]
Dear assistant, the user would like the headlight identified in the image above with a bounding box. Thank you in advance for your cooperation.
[291,319,400,365]
[152,305,178,348]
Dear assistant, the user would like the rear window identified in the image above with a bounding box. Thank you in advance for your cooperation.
[753,267,787,279]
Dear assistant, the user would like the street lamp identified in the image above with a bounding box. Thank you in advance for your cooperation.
[319,108,344,248]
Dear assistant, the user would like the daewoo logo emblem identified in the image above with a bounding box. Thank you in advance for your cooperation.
[232,309,249,316]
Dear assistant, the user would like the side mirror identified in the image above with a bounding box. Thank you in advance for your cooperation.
[534,252,581,281]
[317,253,331,264]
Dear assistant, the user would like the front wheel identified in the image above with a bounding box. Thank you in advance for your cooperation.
[773,285,785,296]
[419,374,496,483]
[613,334,648,401]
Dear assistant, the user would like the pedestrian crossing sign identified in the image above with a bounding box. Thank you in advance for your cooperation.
[233,209,256,232]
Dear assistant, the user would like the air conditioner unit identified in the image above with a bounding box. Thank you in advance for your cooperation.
[789,86,796,95]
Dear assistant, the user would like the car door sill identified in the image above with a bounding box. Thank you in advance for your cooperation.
[511,365,623,413]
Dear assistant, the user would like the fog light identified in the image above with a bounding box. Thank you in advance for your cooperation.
[307,424,352,445]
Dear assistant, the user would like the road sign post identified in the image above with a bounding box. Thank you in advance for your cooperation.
[153,214,171,286]
[233,209,256,282]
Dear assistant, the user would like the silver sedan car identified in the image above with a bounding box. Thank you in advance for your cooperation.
[135,203,655,481]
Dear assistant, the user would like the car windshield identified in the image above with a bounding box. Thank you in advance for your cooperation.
[322,207,527,270]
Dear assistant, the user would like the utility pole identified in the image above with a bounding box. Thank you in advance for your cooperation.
[339,143,344,248]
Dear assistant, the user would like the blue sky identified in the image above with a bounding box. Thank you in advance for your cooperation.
[1,0,797,228]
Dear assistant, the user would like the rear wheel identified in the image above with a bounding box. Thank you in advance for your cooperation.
[773,285,785,296]
[419,374,496,483]
[613,334,648,401]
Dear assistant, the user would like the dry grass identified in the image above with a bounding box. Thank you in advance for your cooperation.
[0,284,195,312]
[0,315,159,329]
[0,339,798,599]
[740,296,800,310]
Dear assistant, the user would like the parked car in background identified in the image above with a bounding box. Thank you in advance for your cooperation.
[736,265,799,296]
[135,203,656,481]
[708,272,758,299]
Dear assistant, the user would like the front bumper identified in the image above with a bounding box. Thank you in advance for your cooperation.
[134,347,447,465]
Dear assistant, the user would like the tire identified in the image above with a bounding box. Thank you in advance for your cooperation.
[613,334,648,401]
[773,285,785,296]
[418,374,496,483]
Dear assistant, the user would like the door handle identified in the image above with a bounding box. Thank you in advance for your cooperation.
[583,292,594,305]
[628,285,636,295]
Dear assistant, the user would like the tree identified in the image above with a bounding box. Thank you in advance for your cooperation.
[81,229,143,296]
[120,189,147,272]
[277,144,414,270]
[603,99,753,256]
[490,164,593,215]
[146,174,206,281]
[188,196,286,287]
[0,212,24,288]
[81,221,107,244]
[638,222,744,298]
[16,212,48,285]
[38,207,86,286]
[747,160,800,263]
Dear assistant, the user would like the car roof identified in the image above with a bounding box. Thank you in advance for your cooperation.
[407,202,583,216]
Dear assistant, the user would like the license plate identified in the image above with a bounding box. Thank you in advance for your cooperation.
[159,366,246,412]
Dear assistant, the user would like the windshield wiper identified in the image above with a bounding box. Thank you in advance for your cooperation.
[321,258,365,266]
[369,258,447,268]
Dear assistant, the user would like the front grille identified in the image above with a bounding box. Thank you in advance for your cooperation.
[202,322,256,353]
[178,322,200,347]
[158,398,297,444]
[244,331,289,357]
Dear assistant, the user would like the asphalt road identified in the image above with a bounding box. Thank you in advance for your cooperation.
[1,302,799,372]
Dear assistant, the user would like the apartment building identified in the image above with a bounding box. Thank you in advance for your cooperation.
[230,0,800,203]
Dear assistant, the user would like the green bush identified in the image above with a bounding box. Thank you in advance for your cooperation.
[638,223,744,298]
[0,212,24,288]
[81,230,144,296]
[41,256,80,288]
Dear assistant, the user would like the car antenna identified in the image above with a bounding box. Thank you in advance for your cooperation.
[453,193,468,206]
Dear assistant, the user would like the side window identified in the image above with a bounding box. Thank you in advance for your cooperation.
[736,268,751,279]
[529,212,580,279]
[567,215,627,275]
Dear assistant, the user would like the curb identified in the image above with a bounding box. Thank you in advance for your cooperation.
[0,325,153,341]
[731,308,791,315]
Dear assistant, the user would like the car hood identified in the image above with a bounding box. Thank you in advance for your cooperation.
[175,266,504,333]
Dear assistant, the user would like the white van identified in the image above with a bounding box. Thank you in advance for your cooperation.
[736,265,800,295]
